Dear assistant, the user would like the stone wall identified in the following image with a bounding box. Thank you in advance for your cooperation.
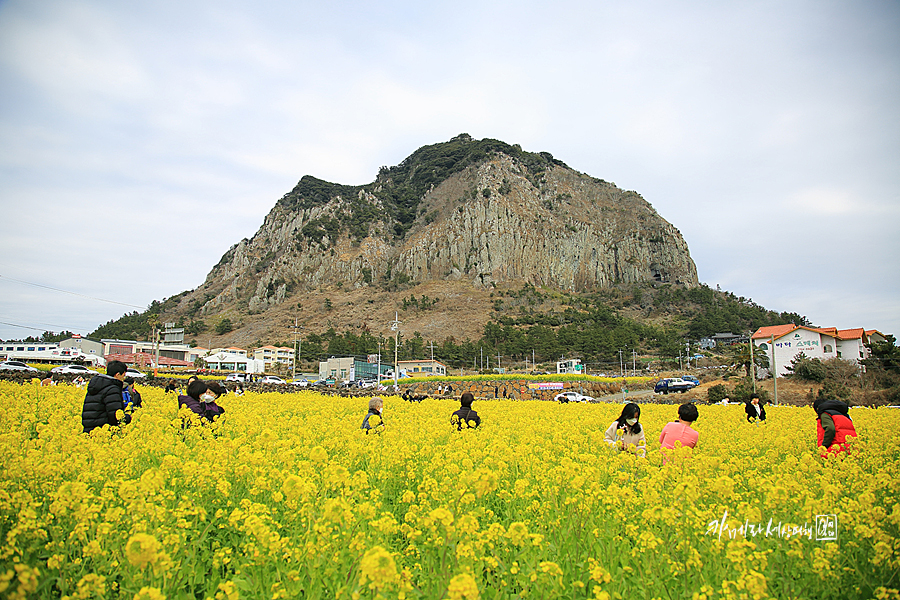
[397,379,628,402]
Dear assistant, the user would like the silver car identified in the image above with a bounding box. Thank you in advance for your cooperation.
[0,360,39,372]
[50,364,98,375]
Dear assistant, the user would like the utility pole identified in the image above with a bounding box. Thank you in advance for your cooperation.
[618,349,624,378]
[377,339,382,385]
[749,332,756,393]
[771,333,778,405]
[632,349,637,377]
[390,312,400,388]
[497,352,501,372]
[532,349,535,372]
[292,318,303,380]
[430,340,434,361]
[480,347,483,371]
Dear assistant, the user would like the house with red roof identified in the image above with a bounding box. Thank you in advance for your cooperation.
[752,324,874,377]
[866,330,889,345]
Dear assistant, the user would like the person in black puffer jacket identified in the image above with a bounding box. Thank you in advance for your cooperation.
[451,392,481,431]
[82,360,130,434]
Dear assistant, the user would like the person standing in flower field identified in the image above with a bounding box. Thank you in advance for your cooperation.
[451,391,481,431]
[604,402,646,457]
[81,360,131,434]
[659,402,700,451]
[361,396,385,434]
[813,397,857,455]
[745,393,766,423]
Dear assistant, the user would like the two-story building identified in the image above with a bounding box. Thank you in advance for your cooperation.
[752,324,877,377]
[318,355,394,382]
[397,359,447,376]
[252,346,294,370]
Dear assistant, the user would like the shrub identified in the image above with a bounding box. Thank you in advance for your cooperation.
[706,384,729,403]
[786,352,826,382]
[215,318,233,335]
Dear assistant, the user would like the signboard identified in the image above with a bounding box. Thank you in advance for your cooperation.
[527,382,565,390]
[367,354,379,364]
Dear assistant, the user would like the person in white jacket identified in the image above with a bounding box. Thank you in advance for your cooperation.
[604,403,647,457]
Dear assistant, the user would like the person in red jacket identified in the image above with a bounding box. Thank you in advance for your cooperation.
[813,398,857,455]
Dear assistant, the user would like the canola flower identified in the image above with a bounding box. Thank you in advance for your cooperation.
[0,380,898,599]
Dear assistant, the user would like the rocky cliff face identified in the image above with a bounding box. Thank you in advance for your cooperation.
[188,135,698,319]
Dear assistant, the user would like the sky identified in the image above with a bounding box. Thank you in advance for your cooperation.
[0,0,898,342]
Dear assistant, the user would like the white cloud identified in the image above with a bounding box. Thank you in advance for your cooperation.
[0,0,898,340]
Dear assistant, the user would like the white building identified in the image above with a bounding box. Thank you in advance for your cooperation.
[557,358,583,374]
[203,351,265,373]
[0,342,106,366]
[397,359,447,376]
[752,324,875,377]
[253,346,294,369]
[209,347,248,357]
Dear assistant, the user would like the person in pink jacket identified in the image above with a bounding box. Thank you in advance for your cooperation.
[659,402,699,455]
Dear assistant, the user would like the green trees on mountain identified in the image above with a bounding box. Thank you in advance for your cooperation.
[682,285,809,338]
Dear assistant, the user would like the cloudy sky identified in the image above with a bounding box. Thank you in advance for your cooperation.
[1,0,898,342]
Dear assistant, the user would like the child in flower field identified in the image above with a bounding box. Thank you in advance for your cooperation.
[659,402,699,451]
[81,360,130,434]
[178,379,226,423]
[814,397,857,455]
[361,396,385,434]
[451,391,481,431]
[604,402,646,457]
[122,377,143,412]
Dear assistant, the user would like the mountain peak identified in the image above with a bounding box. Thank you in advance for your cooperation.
[178,136,698,343]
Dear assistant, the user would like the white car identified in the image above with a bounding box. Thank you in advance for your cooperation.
[226,372,251,382]
[125,368,146,379]
[260,375,286,384]
[51,364,98,375]
[291,377,309,387]
[0,360,39,372]
[554,391,594,403]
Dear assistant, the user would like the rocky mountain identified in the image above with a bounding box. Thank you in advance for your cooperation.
[165,134,699,345]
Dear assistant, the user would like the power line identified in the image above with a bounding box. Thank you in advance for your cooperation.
[0,321,51,333]
[0,274,145,310]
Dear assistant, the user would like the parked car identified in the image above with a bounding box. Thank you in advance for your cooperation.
[291,377,309,387]
[681,375,700,386]
[260,375,286,384]
[226,372,251,382]
[554,391,595,403]
[51,364,98,375]
[654,378,696,394]
[125,368,146,379]
[356,378,378,389]
[0,360,39,372]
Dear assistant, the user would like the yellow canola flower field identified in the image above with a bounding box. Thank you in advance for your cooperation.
[0,381,898,600]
